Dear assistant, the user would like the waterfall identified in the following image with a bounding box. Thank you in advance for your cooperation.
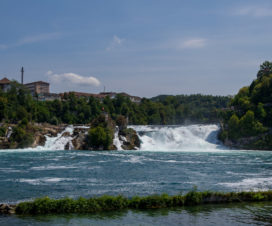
[130,124,223,151]
[6,127,12,139]
[33,125,88,151]
[113,127,123,150]
[35,125,75,150]
[23,124,223,151]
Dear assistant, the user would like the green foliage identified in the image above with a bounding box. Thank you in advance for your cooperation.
[50,116,59,125]
[0,126,6,137]
[86,126,112,150]
[223,111,267,140]
[10,125,34,148]
[0,81,230,126]
[228,114,240,139]
[15,190,272,215]
[257,61,272,78]
[221,61,272,147]
[115,115,127,130]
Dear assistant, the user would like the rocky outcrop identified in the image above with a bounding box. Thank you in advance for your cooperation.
[219,125,272,150]
[119,128,141,150]
[0,137,11,149]
[71,127,89,150]
[0,204,16,214]
[0,120,141,150]
[31,133,46,148]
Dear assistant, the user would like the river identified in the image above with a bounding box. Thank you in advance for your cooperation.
[0,124,272,225]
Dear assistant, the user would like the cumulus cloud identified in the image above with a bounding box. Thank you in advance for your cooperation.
[48,71,100,87]
[179,38,207,49]
[234,6,272,17]
[106,35,124,51]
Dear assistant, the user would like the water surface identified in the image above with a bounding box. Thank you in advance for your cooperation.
[0,124,271,225]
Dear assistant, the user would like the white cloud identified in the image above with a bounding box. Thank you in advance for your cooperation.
[48,71,100,87]
[235,6,272,17]
[0,32,61,50]
[106,35,125,51]
[179,38,206,49]
[16,32,61,46]
[46,70,53,75]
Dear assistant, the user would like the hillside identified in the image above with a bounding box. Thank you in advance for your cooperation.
[219,61,272,150]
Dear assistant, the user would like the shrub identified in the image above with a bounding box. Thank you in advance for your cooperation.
[86,126,112,150]
[0,126,6,137]
[15,190,272,215]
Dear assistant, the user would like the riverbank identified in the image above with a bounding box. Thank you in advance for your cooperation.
[1,190,271,215]
[218,123,272,150]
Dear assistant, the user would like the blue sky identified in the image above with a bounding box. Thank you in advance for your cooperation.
[0,0,271,97]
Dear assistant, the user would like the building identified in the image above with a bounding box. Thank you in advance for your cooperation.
[0,77,11,92]
[24,81,49,95]
[60,91,141,103]
[36,93,61,101]
[119,92,142,103]
[99,92,117,99]
[99,92,141,103]
[60,92,105,101]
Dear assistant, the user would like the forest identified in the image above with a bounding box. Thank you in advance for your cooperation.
[219,61,272,149]
[0,82,230,126]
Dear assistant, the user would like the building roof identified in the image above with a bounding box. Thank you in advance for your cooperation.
[24,81,49,85]
[0,77,11,84]
[60,91,105,98]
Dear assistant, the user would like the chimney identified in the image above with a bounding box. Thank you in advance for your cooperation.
[21,67,24,84]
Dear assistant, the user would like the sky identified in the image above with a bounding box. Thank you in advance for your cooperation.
[0,0,271,97]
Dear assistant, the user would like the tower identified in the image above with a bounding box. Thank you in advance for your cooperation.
[21,67,24,84]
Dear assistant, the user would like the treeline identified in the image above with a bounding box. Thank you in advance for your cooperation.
[15,190,272,215]
[0,82,230,125]
[151,94,230,124]
[219,61,272,149]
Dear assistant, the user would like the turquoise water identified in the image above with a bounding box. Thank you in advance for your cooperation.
[0,148,272,225]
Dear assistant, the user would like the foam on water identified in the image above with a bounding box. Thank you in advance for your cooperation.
[219,177,272,191]
[38,125,75,150]
[18,177,76,185]
[130,124,225,152]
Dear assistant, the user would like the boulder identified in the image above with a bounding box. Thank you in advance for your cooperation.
[119,128,140,150]
[31,133,46,148]
[0,204,16,214]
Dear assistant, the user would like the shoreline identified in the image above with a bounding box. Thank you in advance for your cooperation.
[1,190,271,215]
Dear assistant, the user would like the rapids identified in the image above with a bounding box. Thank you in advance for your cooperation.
[1,124,272,225]
[130,124,222,151]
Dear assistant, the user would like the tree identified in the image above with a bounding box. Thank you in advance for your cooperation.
[228,114,240,139]
[86,126,112,150]
[257,61,272,78]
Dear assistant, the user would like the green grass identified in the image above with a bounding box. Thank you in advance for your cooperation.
[15,190,272,215]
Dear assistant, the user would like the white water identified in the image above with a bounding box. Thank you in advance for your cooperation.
[6,124,224,152]
[130,124,223,151]
[113,127,123,150]
[35,125,75,150]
